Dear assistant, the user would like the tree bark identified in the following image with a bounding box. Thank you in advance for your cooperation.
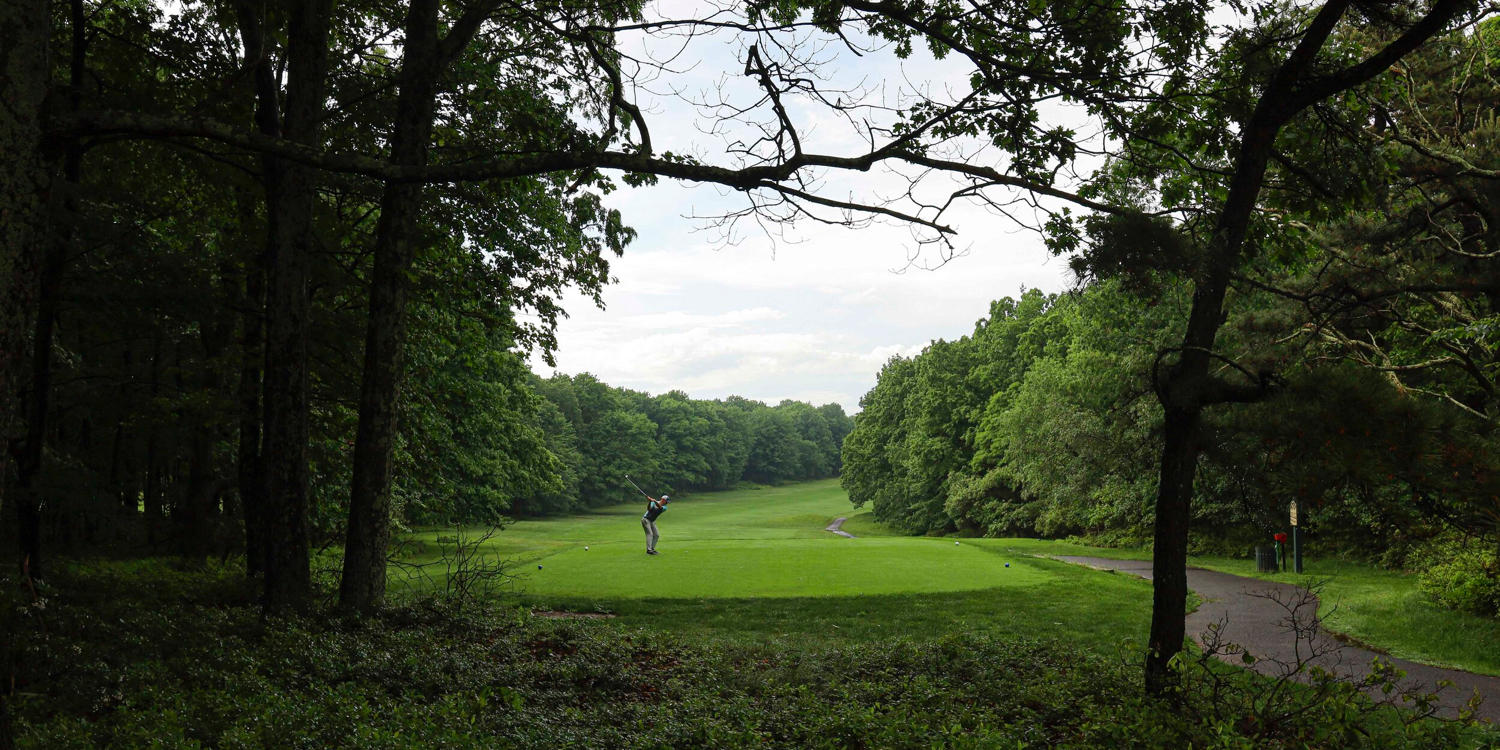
[234,3,279,579]
[0,690,11,750]
[181,430,214,558]
[339,0,446,614]
[8,0,88,579]
[1144,406,1199,692]
[108,419,125,507]
[259,0,333,612]
[1143,97,1297,697]
[1140,0,1467,692]
[0,0,52,578]
[181,313,230,560]
[142,337,164,547]
[238,262,266,574]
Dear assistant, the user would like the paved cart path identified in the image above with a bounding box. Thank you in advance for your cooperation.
[1056,556,1500,723]
[825,517,856,538]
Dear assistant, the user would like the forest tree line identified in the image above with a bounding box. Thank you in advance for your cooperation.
[843,23,1500,622]
[3,0,1496,695]
[845,283,1500,556]
[515,375,852,517]
[0,0,878,617]
[10,232,850,553]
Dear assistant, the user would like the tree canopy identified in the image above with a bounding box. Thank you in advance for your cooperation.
[2,0,1496,702]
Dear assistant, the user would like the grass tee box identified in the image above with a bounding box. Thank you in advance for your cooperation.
[399,480,1158,651]
[524,537,1051,599]
[408,480,1047,600]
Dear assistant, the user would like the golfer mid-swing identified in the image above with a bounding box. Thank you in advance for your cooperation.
[642,494,669,555]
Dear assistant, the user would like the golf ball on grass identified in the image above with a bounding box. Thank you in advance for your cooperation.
[537,565,543,570]
[584,546,589,550]
[1004,563,1010,568]
[955,541,960,545]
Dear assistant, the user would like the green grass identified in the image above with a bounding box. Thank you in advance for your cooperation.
[1178,555,1500,678]
[402,481,1500,675]
[836,511,908,537]
[27,561,1493,749]
[986,538,1500,678]
[524,537,1051,598]
[534,555,1154,649]
[498,480,855,543]
[400,480,1155,652]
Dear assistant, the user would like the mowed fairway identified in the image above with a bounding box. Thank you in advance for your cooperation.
[404,480,1156,648]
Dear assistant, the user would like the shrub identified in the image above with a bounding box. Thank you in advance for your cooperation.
[1416,539,1500,618]
[8,560,1494,749]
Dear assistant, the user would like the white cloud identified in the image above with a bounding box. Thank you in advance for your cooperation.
[529,3,1080,413]
[838,287,880,305]
[537,300,935,411]
[601,307,786,332]
[858,343,928,365]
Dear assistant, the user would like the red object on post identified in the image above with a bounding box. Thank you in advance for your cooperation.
[1273,532,1288,543]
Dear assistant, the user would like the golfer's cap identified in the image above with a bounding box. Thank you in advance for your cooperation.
[660,495,670,501]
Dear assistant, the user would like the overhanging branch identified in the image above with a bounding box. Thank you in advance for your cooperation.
[53,107,1128,230]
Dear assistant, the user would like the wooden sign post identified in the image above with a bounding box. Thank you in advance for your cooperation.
[1289,500,1304,574]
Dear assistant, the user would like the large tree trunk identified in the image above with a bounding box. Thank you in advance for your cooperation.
[1144,405,1200,692]
[234,3,279,579]
[238,262,266,575]
[0,687,11,750]
[339,0,445,614]
[259,154,316,609]
[0,0,52,578]
[142,337,165,547]
[143,460,164,547]
[1144,148,1275,693]
[259,0,334,613]
[0,580,11,750]
[1140,0,1363,692]
[18,233,68,575]
[181,432,215,558]
[1138,5,1470,693]
[180,315,229,560]
[10,0,89,580]
[108,420,125,507]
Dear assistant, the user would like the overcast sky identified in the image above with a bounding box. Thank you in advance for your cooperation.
[528,5,1079,413]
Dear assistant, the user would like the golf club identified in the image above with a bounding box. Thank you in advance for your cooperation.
[624,474,653,500]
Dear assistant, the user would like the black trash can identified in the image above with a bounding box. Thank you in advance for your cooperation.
[1255,545,1279,573]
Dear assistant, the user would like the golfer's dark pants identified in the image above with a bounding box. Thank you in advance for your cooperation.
[642,518,659,551]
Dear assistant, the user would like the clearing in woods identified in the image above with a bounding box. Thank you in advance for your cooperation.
[401,479,1156,647]
[403,480,1500,678]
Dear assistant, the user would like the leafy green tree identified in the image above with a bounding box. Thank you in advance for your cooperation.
[526,376,846,511]
[779,400,835,479]
[579,410,663,506]
[818,403,854,472]
[523,398,586,515]
[394,300,561,527]
[985,350,1157,537]
[1245,21,1500,557]
[842,289,1072,533]
[843,357,920,528]
[647,392,718,489]
[705,402,754,489]
[786,0,1480,690]
[745,407,802,485]
[3,0,1023,610]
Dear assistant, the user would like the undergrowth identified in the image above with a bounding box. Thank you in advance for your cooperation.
[4,559,1494,749]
